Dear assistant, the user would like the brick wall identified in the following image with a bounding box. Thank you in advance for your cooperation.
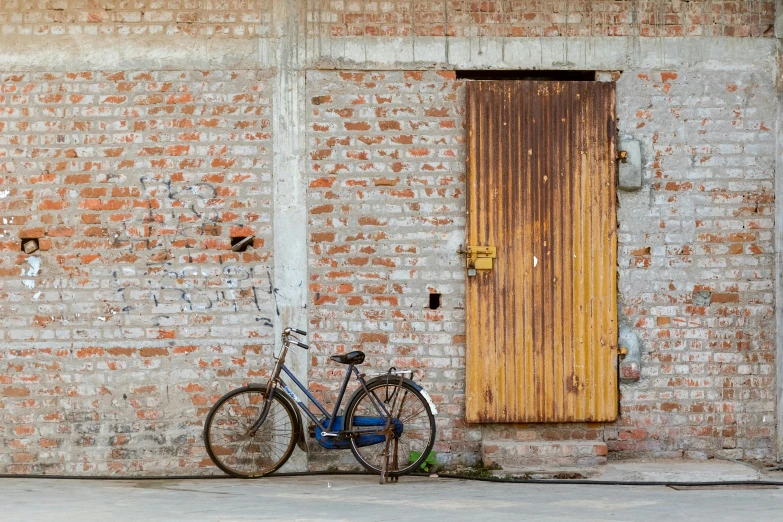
[611,68,777,460]
[0,0,271,37]
[0,69,276,474]
[306,70,475,465]
[306,0,776,38]
[6,1,774,39]
[305,66,777,467]
[0,0,778,476]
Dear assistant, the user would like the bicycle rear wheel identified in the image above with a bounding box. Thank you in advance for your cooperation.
[344,379,436,477]
[204,385,296,478]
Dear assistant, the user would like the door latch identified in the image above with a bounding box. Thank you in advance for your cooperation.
[458,245,496,271]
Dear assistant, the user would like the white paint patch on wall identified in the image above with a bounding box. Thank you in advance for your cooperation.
[24,256,41,277]
[21,256,41,289]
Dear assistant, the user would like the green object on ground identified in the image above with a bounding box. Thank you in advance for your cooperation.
[409,450,438,472]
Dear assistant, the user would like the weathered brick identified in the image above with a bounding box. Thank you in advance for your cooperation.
[305,65,777,468]
[307,70,472,465]
[0,2,778,477]
[611,68,776,461]
[0,69,276,474]
[306,0,774,38]
[0,1,271,37]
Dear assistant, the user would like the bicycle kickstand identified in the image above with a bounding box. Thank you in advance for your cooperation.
[380,430,392,484]
[379,373,404,484]
[391,437,399,482]
[380,436,399,484]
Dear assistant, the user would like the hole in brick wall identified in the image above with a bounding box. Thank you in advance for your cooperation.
[428,293,442,310]
[21,238,39,254]
[231,236,254,253]
[455,70,598,81]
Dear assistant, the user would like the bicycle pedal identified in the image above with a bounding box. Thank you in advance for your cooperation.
[308,424,316,438]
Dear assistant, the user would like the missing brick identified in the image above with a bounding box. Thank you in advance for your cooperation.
[21,238,39,254]
[231,236,254,252]
[693,290,712,306]
[428,293,442,310]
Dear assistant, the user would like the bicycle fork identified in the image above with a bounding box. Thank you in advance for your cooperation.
[247,384,275,435]
[248,344,288,435]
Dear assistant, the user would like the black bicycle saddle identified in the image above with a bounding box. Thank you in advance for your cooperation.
[330,351,365,365]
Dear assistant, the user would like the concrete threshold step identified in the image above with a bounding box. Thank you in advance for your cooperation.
[482,440,608,470]
[486,459,764,483]
[597,458,762,483]
[491,467,601,480]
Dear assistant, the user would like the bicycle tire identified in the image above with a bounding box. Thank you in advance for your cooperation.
[204,385,296,478]
[344,378,436,477]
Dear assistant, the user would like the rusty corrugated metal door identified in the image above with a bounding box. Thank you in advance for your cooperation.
[465,81,618,423]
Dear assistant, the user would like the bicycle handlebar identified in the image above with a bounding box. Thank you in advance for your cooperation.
[290,339,309,350]
[282,327,308,349]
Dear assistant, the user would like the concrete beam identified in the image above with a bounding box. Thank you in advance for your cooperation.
[0,35,260,71]
[1,36,776,72]
[308,36,776,71]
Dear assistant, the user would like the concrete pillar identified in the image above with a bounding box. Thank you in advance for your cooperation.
[775,0,783,460]
[271,0,309,468]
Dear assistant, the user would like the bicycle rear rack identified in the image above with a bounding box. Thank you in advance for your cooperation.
[363,369,411,377]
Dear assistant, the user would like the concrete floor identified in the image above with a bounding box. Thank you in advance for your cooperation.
[2,475,783,521]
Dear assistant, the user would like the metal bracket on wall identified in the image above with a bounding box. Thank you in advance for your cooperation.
[618,139,642,191]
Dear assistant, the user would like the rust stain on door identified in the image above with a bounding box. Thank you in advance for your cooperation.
[465,81,618,423]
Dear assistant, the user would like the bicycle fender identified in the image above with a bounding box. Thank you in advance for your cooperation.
[359,377,438,416]
[407,380,438,416]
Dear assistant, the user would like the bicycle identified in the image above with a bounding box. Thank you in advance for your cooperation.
[203,327,438,480]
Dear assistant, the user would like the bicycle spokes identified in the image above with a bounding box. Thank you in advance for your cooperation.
[346,379,436,477]
[204,387,296,478]
[204,326,437,480]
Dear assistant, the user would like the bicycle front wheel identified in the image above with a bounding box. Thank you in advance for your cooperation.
[204,385,296,478]
[344,379,436,477]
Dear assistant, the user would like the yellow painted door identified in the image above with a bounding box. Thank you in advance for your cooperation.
[465,81,618,423]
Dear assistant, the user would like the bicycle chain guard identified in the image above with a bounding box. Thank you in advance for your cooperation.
[313,416,402,450]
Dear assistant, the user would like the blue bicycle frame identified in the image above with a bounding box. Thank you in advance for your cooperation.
[250,336,396,438]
